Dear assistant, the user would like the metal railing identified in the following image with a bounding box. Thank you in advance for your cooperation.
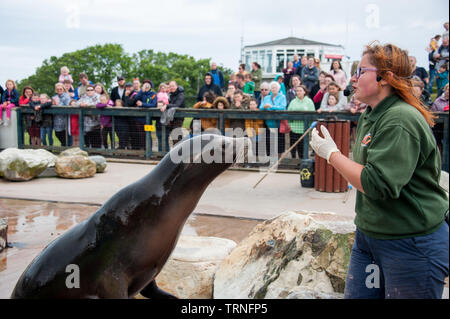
[16,106,449,171]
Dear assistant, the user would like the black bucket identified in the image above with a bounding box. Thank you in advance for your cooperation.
[300,159,315,188]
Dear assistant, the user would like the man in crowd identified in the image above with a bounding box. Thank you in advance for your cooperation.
[196,72,222,102]
[76,72,93,99]
[210,62,225,91]
[301,57,319,91]
[166,80,186,146]
[409,56,429,91]
[110,75,126,103]
[292,54,301,69]
[295,55,308,79]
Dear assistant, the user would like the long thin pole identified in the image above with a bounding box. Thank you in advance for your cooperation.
[253,121,317,189]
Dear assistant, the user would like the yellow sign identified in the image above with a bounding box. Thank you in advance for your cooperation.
[144,125,155,132]
[300,168,311,181]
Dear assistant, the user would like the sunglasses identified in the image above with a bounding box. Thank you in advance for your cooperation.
[86,89,94,92]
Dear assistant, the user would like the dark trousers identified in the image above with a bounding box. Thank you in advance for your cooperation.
[344,223,449,299]
[289,132,304,159]
[84,128,102,148]
[116,117,130,149]
[55,130,67,146]
[102,127,112,149]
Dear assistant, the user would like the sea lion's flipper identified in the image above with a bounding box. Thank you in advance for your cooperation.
[139,280,178,299]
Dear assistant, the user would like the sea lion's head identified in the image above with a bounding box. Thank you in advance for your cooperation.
[164,134,252,184]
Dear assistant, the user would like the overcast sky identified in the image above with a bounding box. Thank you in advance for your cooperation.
[0,0,448,88]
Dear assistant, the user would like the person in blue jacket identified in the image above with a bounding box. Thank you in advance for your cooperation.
[134,80,158,150]
[259,81,287,157]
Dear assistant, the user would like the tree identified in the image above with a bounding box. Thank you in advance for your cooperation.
[17,44,233,105]
[17,43,132,96]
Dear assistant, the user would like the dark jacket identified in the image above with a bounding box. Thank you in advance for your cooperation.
[301,66,319,90]
[134,89,157,124]
[1,88,19,106]
[110,86,126,103]
[167,85,186,128]
[196,73,223,102]
[123,90,138,107]
[28,100,53,128]
[0,85,3,97]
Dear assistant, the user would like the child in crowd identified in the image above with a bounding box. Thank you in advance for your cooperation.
[157,83,170,105]
[115,99,123,107]
[96,94,113,149]
[436,64,449,94]
[245,98,264,157]
[59,66,74,90]
[245,98,264,138]
[36,94,53,146]
[27,93,42,146]
[0,79,19,126]
[243,73,255,97]
[326,94,339,111]
[69,99,79,147]
[64,79,76,99]
[427,35,441,52]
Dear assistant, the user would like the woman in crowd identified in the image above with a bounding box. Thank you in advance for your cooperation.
[134,81,158,150]
[287,85,315,159]
[76,84,101,148]
[251,62,263,100]
[411,76,432,107]
[317,81,347,112]
[310,42,448,299]
[330,59,348,90]
[225,84,236,105]
[313,73,335,110]
[283,61,296,91]
[53,83,71,146]
[286,75,302,104]
[260,81,287,157]
[257,82,271,107]
[19,86,39,145]
[226,90,249,132]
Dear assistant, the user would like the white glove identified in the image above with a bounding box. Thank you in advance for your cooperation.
[310,125,340,163]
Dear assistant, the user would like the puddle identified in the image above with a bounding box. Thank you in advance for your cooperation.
[0,198,260,298]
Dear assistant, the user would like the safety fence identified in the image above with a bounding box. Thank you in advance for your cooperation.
[16,107,449,171]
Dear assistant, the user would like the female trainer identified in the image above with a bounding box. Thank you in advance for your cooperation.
[310,42,449,299]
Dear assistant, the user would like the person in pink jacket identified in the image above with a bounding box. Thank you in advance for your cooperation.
[59,66,74,90]
[330,59,348,90]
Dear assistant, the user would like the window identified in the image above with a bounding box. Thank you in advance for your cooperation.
[266,50,273,73]
[276,50,285,73]
[286,50,295,64]
[259,50,265,72]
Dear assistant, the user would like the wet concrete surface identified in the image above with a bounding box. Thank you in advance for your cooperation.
[0,198,260,298]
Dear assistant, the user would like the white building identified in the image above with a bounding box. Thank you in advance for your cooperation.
[241,37,352,80]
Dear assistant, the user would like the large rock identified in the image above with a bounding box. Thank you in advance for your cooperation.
[59,147,89,158]
[0,148,57,181]
[89,155,107,173]
[153,236,237,299]
[213,212,355,299]
[55,155,96,179]
[0,218,7,252]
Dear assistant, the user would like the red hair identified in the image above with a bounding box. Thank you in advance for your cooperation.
[363,42,436,126]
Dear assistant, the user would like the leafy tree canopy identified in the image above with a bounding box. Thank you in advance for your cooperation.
[16,43,233,103]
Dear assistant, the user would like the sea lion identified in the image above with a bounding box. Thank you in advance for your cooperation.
[11,134,250,299]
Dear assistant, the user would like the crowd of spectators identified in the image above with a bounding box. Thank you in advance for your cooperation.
[0,23,448,159]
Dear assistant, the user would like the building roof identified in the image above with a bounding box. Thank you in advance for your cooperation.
[244,37,343,48]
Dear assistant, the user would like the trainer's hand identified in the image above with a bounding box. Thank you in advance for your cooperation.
[310,125,340,163]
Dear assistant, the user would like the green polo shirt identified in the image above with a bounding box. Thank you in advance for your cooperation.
[353,94,448,239]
